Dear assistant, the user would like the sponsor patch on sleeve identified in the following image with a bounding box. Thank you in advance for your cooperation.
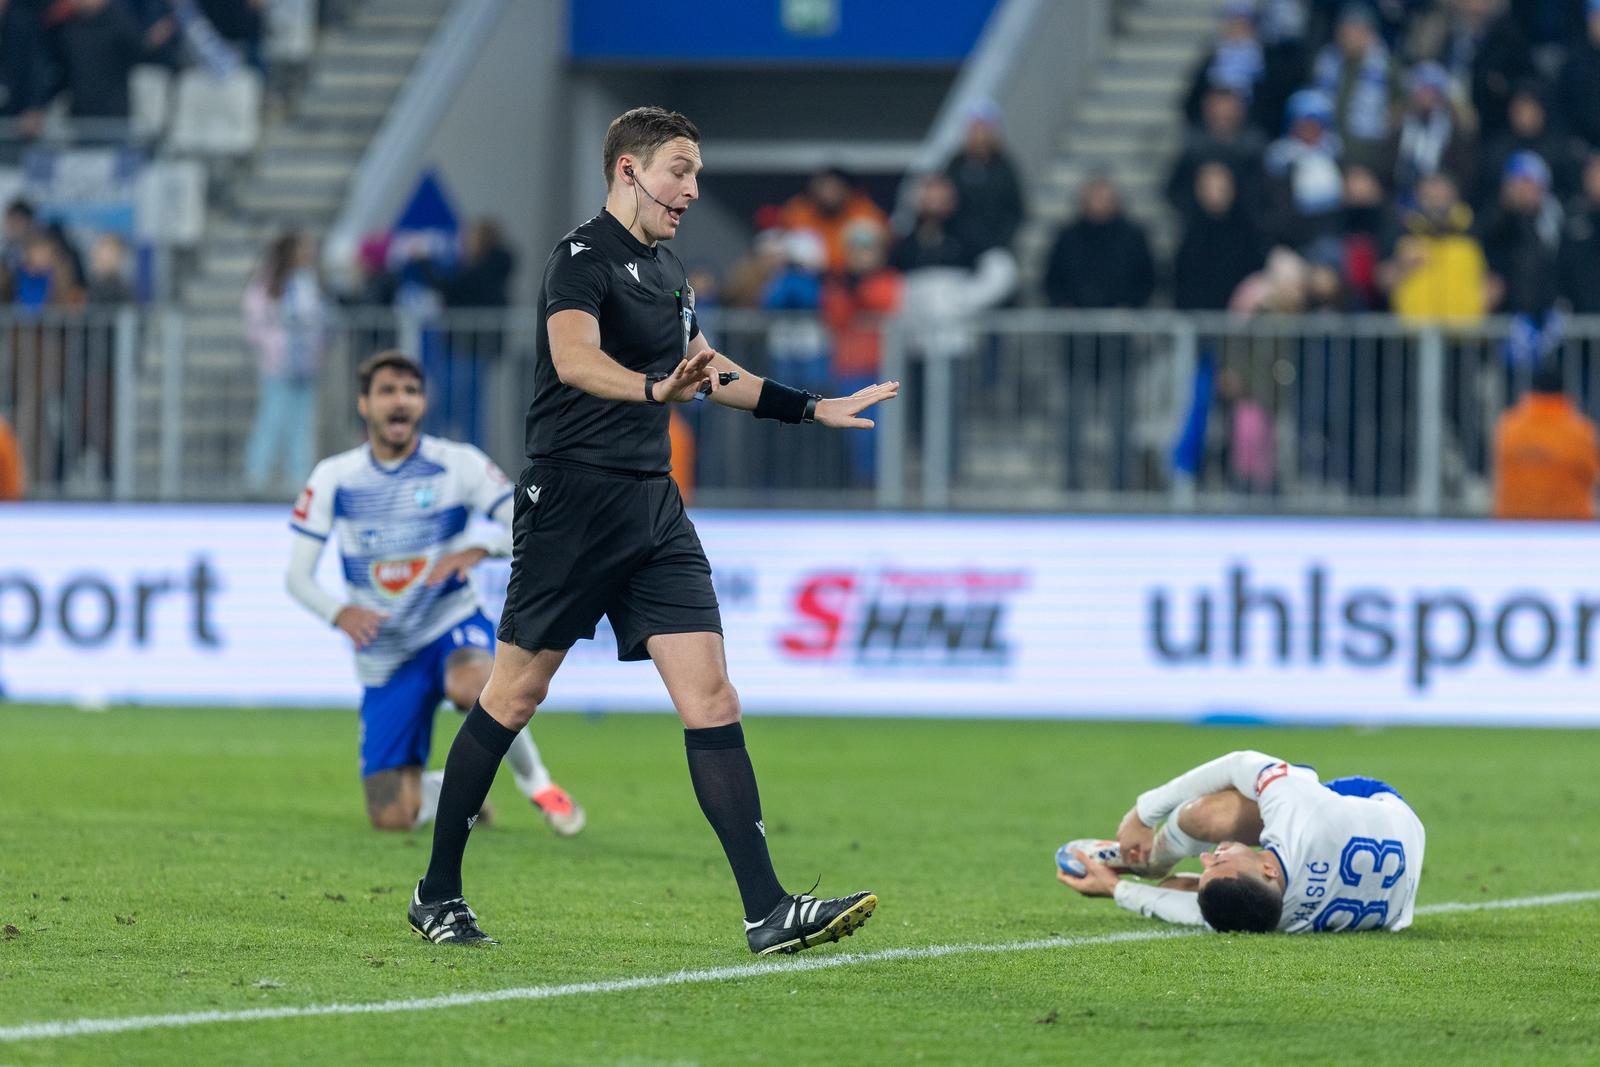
[1255,761,1291,796]
[292,486,314,522]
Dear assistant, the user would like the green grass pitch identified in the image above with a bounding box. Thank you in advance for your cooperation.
[3,704,1598,1065]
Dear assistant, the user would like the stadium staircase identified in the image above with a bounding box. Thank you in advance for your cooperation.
[960,0,1218,500]
[142,0,453,496]
[1016,0,1218,282]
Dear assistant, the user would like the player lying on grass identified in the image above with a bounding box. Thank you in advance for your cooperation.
[1055,750,1424,933]
[285,350,585,836]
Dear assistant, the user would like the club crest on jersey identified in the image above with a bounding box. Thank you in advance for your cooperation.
[413,487,435,509]
[371,557,428,597]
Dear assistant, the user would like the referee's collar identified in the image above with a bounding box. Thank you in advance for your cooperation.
[599,209,659,258]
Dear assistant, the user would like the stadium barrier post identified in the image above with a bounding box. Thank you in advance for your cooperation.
[1170,317,1197,512]
[158,308,185,501]
[1415,326,1444,516]
[878,317,908,509]
[923,337,955,510]
[113,307,138,501]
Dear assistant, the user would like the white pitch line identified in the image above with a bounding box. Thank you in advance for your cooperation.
[3,889,1597,1045]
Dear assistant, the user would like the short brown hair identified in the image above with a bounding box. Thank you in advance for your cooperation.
[602,107,700,190]
[357,350,425,394]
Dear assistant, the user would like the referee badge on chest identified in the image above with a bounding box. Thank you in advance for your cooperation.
[678,283,695,357]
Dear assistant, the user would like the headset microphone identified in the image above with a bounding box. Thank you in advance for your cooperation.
[624,165,677,211]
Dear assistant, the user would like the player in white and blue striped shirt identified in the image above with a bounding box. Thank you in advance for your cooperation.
[1057,750,1425,933]
[286,351,585,836]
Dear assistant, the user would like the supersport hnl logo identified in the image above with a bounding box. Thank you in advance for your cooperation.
[778,568,1028,667]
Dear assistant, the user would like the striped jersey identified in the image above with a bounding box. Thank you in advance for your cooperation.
[290,436,514,686]
[1251,760,1426,933]
[1124,750,1426,933]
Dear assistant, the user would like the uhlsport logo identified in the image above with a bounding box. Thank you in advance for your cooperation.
[371,558,428,598]
[779,568,1027,667]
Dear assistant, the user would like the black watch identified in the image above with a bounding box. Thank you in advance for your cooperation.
[802,393,821,424]
[645,371,670,404]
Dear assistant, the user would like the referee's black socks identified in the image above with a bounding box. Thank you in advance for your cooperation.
[684,722,787,921]
[419,701,519,903]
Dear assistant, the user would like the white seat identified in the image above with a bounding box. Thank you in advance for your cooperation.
[267,0,319,62]
[169,67,262,156]
[129,65,172,141]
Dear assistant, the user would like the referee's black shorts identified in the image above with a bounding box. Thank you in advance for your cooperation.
[496,459,723,661]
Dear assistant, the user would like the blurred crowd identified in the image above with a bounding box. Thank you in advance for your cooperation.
[1111,0,1600,322]
[0,0,298,140]
[239,218,518,496]
[0,196,136,309]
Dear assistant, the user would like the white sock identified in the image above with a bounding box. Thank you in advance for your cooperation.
[1150,812,1208,871]
[414,769,445,829]
[504,727,553,798]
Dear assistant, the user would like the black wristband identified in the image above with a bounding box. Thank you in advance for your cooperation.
[802,395,820,424]
[645,371,669,404]
[754,379,811,423]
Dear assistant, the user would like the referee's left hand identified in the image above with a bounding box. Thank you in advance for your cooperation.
[815,380,900,429]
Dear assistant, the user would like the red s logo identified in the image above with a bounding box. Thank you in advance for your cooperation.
[780,573,855,658]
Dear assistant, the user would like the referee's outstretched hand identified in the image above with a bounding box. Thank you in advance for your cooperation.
[653,349,719,404]
[815,380,901,429]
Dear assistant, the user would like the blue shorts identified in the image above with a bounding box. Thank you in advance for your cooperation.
[359,612,495,777]
[1325,775,1404,802]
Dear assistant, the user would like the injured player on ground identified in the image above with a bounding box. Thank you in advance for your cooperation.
[1055,751,1425,933]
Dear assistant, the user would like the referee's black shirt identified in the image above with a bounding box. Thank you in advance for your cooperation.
[527,209,699,474]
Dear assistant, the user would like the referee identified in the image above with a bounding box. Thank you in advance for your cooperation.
[408,106,898,953]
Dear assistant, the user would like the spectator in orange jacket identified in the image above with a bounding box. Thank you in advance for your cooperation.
[1493,358,1600,520]
[0,413,23,500]
[821,219,902,486]
[779,167,888,274]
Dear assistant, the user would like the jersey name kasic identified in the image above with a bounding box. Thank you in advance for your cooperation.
[1256,762,1426,933]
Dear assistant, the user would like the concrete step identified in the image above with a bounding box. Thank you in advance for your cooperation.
[197,252,256,279]
[258,145,363,169]
[309,68,409,90]
[299,82,407,108]
[320,32,432,58]
[1094,74,1185,104]
[1061,131,1174,159]
[184,277,247,306]
[235,191,342,218]
[351,11,445,32]
[264,126,370,151]
[323,23,434,47]
[296,96,392,121]
[254,158,357,185]
[1125,11,1219,37]
[1074,100,1180,127]
[1111,40,1197,65]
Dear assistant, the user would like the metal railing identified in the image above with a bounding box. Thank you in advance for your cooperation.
[3,305,1597,515]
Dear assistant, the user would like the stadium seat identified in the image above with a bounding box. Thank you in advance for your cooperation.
[170,68,263,156]
[267,0,319,62]
[129,66,172,142]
